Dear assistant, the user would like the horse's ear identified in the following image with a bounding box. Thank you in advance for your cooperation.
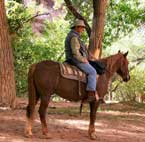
[123,51,128,57]
[118,50,121,53]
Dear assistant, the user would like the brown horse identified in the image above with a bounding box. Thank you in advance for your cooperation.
[25,51,130,139]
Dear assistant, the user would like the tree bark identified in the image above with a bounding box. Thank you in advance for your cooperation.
[89,0,107,59]
[0,1,16,108]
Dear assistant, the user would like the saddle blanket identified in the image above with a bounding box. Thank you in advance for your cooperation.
[59,63,87,83]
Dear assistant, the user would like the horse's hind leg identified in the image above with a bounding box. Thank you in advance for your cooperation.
[38,95,50,136]
[25,94,39,137]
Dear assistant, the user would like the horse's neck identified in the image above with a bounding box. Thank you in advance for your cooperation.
[101,55,120,79]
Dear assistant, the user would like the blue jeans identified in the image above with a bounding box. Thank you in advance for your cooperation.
[76,62,97,91]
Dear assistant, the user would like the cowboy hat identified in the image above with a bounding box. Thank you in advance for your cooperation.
[71,19,86,29]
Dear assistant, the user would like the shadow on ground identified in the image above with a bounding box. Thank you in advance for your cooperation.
[0,99,145,142]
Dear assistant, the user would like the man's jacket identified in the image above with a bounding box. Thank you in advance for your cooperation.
[65,30,88,65]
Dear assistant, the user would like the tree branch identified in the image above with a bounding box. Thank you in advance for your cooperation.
[131,57,145,63]
[57,50,65,61]
[112,82,121,92]
[13,12,50,34]
[64,0,91,37]
[130,57,145,71]
[25,12,50,23]
[110,0,113,9]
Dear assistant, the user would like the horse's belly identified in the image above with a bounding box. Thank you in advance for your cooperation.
[56,77,86,102]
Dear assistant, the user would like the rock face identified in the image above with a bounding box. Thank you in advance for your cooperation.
[23,0,65,34]
[23,0,54,8]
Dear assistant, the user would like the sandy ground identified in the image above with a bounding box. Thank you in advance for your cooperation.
[0,98,145,142]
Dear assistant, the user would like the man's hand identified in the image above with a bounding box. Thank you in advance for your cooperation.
[84,58,88,63]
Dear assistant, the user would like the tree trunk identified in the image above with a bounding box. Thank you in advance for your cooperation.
[89,0,107,59]
[0,1,16,108]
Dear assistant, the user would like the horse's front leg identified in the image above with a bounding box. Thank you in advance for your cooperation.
[88,101,100,140]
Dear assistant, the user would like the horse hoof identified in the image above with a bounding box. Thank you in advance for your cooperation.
[24,129,33,138]
[41,133,52,139]
[42,130,48,136]
[89,132,97,140]
[24,133,33,138]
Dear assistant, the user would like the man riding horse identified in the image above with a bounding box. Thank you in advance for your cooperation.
[65,19,99,102]
[25,19,130,140]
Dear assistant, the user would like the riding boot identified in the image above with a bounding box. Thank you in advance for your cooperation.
[86,91,96,102]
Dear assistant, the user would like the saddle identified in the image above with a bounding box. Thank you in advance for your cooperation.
[59,63,87,83]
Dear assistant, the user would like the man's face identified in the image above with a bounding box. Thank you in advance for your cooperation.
[76,26,85,35]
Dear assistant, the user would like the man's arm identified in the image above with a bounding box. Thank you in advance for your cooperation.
[71,36,88,63]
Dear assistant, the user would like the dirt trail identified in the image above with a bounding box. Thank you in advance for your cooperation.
[0,99,145,142]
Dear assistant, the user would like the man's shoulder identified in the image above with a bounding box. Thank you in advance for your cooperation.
[69,30,79,37]
[66,32,79,42]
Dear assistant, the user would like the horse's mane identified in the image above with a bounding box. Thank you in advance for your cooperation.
[99,53,120,62]
[98,53,123,74]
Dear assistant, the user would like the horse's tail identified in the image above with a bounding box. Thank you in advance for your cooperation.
[26,63,38,119]
[25,63,39,135]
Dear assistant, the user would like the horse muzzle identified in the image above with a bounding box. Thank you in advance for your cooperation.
[123,75,130,82]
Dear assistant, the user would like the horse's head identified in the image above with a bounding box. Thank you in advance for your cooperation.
[116,51,130,82]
